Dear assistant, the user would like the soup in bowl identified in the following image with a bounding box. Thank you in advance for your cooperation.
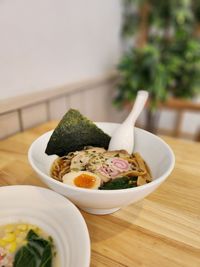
[28,122,175,215]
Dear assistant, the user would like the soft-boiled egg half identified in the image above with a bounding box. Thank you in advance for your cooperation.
[62,171,101,189]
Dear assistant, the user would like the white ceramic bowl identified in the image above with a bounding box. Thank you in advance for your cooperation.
[0,185,90,267]
[28,123,175,215]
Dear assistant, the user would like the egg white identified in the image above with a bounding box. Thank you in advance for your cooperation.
[62,171,101,189]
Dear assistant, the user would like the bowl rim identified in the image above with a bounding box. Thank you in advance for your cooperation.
[28,122,175,195]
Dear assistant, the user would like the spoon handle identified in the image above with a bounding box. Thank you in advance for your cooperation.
[124,90,148,125]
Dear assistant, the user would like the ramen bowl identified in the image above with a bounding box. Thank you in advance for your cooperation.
[28,122,175,215]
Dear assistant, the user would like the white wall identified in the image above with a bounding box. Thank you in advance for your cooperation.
[0,0,122,99]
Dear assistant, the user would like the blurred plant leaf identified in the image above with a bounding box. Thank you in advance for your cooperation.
[116,0,200,108]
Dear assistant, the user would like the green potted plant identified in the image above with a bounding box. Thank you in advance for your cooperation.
[115,0,200,132]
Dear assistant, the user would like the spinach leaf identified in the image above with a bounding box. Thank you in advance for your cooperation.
[99,176,138,190]
[13,246,37,267]
[13,230,53,267]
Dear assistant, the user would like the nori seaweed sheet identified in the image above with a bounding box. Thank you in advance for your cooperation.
[45,109,111,156]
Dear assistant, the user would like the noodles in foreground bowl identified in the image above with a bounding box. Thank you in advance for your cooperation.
[50,146,152,190]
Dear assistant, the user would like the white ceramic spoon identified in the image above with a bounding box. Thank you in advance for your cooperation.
[108,90,149,154]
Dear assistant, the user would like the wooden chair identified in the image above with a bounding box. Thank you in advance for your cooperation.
[159,98,200,141]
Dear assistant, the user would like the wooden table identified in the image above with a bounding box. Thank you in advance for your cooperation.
[0,121,200,267]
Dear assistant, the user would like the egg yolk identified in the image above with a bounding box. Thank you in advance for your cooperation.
[74,174,96,188]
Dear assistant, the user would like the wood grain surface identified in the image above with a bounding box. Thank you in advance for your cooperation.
[0,121,200,267]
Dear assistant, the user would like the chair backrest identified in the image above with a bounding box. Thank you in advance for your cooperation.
[159,98,200,141]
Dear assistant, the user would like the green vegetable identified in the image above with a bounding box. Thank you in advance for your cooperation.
[99,176,138,190]
[45,109,111,156]
[13,230,53,267]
